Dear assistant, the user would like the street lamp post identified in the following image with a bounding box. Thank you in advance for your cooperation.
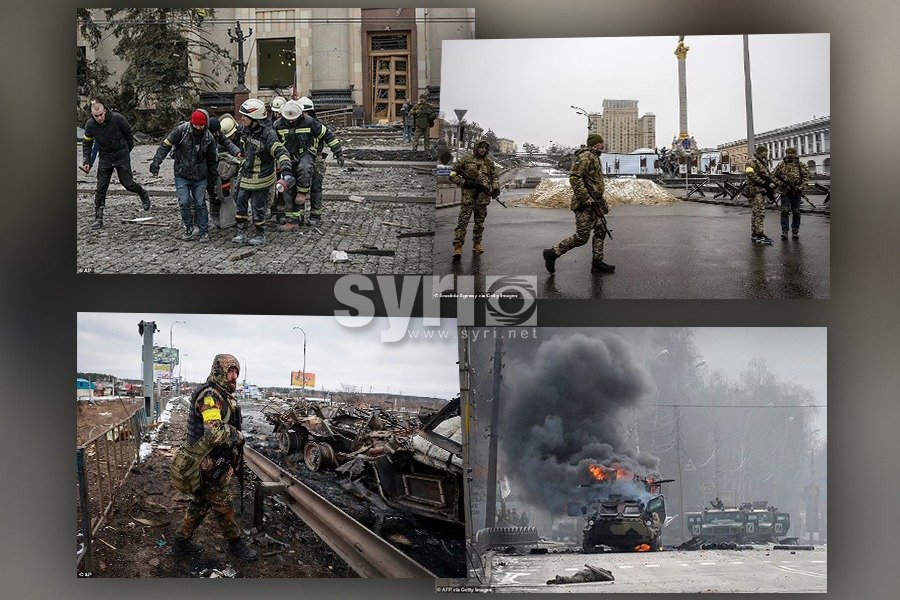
[453,109,467,162]
[570,105,592,132]
[169,320,185,395]
[292,326,308,398]
[240,356,247,398]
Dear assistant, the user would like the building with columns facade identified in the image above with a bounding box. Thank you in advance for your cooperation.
[77,7,475,124]
[587,100,656,154]
[717,116,830,174]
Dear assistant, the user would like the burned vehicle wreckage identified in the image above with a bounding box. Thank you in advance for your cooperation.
[265,398,463,524]
[569,465,674,553]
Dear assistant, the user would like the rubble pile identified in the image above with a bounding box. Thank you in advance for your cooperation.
[508,178,678,208]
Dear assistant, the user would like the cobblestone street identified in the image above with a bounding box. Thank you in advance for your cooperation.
[76,144,436,274]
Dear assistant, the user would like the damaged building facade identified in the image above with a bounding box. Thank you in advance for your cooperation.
[77,7,475,124]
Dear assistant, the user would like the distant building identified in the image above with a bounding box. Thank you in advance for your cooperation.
[718,116,830,175]
[77,7,475,124]
[495,138,517,155]
[588,100,657,154]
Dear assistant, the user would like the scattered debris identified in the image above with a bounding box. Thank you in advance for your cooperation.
[346,248,395,257]
[97,538,117,551]
[676,536,704,551]
[204,566,237,578]
[397,231,435,238]
[121,217,170,227]
[330,250,350,263]
[348,195,365,203]
[132,517,169,528]
[313,228,323,235]
[773,544,814,551]
[509,178,677,209]
[547,564,615,585]
[229,249,256,262]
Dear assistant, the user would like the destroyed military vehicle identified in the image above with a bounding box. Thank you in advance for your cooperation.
[266,398,463,524]
[569,466,673,553]
[685,500,791,544]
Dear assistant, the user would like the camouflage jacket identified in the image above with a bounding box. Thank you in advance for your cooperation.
[772,160,810,194]
[744,154,772,193]
[237,122,293,190]
[569,147,606,212]
[449,154,499,205]
[410,101,436,128]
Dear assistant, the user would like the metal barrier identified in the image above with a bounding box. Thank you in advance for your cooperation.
[76,408,143,574]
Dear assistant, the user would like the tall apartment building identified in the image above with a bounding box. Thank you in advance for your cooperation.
[587,100,656,153]
[77,7,475,124]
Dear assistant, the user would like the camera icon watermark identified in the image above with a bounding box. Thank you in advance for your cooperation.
[484,276,537,326]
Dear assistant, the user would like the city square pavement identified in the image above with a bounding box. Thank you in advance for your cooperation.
[435,200,830,299]
[76,144,435,274]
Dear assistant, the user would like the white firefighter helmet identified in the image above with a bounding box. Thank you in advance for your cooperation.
[239,98,267,120]
[270,96,287,114]
[219,114,237,138]
[281,100,303,121]
[298,96,315,112]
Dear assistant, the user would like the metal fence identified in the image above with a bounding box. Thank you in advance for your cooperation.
[76,408,144,574]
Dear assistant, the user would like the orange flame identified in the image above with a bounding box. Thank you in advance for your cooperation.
[634,544,651,552]
[588,464,610,481]
[588,464,634,482]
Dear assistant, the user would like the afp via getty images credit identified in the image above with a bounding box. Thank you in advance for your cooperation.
[75,7,475,274]
[442,327,827,594]
[435,34,829,299]
[76,313,463,578]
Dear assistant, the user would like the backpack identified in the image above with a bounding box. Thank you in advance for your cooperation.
[170,389,232,494]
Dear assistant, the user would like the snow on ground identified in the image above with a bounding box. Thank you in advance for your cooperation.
[139,395,183,462]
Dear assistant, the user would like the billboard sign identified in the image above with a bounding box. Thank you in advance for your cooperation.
[153,346,179,366]
[290,371,316,388]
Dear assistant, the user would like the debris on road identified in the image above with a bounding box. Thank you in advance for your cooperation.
[347,248,395,257]
[546,564,615,585]
[228,249,256,261]
[330,250,350,263]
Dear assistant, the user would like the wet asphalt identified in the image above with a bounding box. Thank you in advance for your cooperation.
[434,201,829,299]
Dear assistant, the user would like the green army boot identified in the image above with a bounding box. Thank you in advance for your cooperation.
[171,535,203,556]
[452,242,463,258]
[228,537,257,561]
[473,241,484,253]
[542,248,557,273]
[591,259,615,273]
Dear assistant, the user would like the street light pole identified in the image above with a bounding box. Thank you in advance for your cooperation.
[240,356,247,398]
[292,326,308,398]
[169,320,185,394]
[570,105,591,133]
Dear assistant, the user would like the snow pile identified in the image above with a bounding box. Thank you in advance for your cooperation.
[508,177,678,209]
[139,396,182,462]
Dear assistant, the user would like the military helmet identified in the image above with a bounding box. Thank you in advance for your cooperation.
[239,98,267,120]
[474,139,490,150]
[587,133,605,147]
[281,100,303,121]
[785,147,798,155]
[298,96,315,112]
[220,114,237,137]
[756,144,768,153]
[271,96,287,114]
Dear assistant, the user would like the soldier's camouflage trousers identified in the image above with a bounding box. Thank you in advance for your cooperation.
[454,201,488,245]
[750,193,766,236]
[177,472,239,541]
[780,193,802,232]
[554,207,606,260]
[412,127,429,151]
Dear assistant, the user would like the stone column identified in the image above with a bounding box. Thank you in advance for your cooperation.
[311,7,352,92]
[675,37,690,139]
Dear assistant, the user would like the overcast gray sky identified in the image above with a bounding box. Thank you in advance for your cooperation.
[77,314,459,398]
[440,34,829,150]
[692,327,826,430]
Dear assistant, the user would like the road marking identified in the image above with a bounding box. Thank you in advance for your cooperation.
[699,562,716,566]
[776,565,827,579]
[809,560,826,563]
[645,564,660,568]
[731,561,744,565]
[680,563,691,567]
[619,565,634,569]
[564,568,580,572]
[780,561,794,564]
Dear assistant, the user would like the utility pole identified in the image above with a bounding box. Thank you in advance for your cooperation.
[714,418,723,496]
[138,320,157,424]
[673,405,687,541]
[458,332,474,548]
[485,334,503,528]
[743,34,756,161]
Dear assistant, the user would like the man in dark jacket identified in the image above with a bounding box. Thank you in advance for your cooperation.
[150,110,219,242]
[171,354,257,561]
[81,100,151,229]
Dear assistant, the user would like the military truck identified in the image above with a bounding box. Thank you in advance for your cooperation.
[571,469,673,553]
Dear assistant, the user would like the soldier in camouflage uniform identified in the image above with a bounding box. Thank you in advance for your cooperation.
[449,139,500,256]
[171,354,257,561]
[543,134,615,274]
[410,94,436,151]
[744,145,775,244]
[772,147,811,239]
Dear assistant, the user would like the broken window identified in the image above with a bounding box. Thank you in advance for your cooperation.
[371,33,408,51]
[258,38,296,90]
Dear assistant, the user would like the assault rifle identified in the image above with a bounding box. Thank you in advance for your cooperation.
[583,177,612,239]
[461,175,506,207]
[233,404,245,513]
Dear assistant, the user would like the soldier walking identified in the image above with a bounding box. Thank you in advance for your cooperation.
[772,147,811,239]
[171,354,257,561]
[81,99,152,229]
[543,134,615,274]
[149,110,219,242]
[744,145,776,244]
[410,94,436,152]
[449,139,499,256]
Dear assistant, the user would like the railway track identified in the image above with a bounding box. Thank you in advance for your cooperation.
[242,446,435,579]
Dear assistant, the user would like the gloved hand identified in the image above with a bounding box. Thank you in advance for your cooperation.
[464,179,481,190]
[491,187,501,199]
[601,202,610,214]
[335,154,345,167]
[149,161,160,176]
[281,173,295,188]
